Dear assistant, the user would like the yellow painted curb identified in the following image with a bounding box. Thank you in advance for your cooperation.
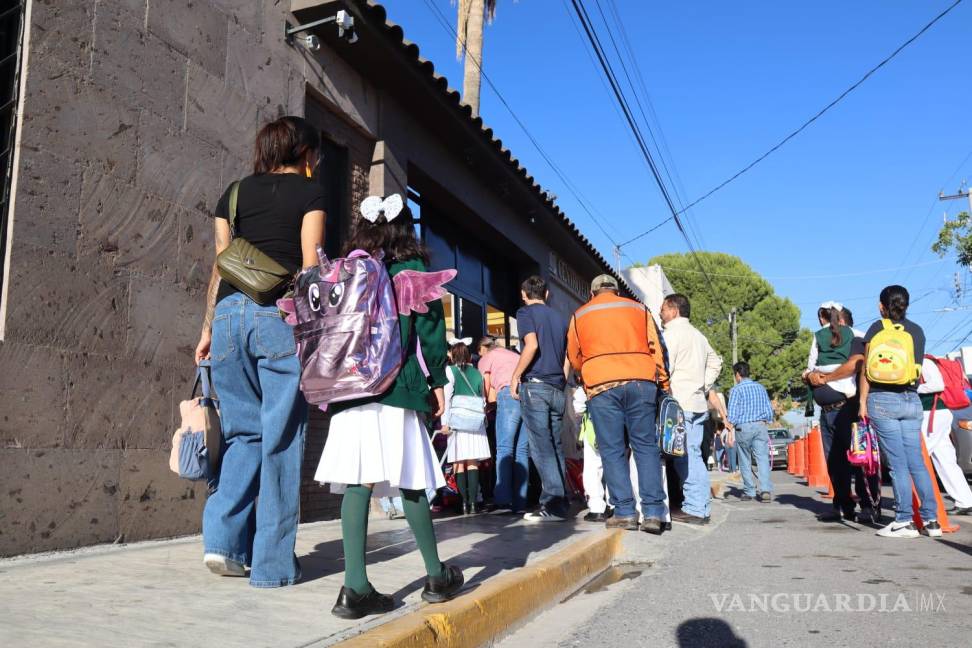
[336,529,624,648]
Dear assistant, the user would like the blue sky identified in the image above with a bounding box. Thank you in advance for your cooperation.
[382,1,972,353]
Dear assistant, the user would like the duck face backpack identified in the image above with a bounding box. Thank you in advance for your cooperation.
[276,194,456,408]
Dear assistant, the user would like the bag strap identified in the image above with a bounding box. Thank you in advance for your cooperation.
[453,365,479,396]
[227,181,241,237]
[192,362,214,400]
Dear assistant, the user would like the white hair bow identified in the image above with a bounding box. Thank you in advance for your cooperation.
[448,337,473,346]
[360,194,405,223]
[820,301,844,311]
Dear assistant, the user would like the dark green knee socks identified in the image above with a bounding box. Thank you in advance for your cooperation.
[401,488,446,579]
[341,485,372,595]
[466,469,479,505]
[456,470,468,503]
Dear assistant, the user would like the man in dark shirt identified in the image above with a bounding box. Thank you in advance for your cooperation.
[511,276,570,521]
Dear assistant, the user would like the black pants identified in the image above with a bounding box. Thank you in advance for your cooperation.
[819,399,880,513]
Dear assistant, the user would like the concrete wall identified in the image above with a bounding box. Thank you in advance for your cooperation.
[0,0,608,557]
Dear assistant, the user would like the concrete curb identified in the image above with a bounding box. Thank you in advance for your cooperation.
[335,528,625,648]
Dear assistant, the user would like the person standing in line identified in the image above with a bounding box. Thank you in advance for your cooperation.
[660,294,723,525]
[803,302,862,522]
[442,340,492,515]
[478,336,529,514]
[510,276,571,521]
[315,199,463,618]
[727,362,775,502]
[195,117,324,587]
[858,285,940,538]
[567,275,670,534]
[917,356,972,515]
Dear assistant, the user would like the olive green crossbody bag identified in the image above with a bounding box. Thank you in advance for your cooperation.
[216,181,292,305]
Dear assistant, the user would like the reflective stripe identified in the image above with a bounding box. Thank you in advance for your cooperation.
[575,300,645,319]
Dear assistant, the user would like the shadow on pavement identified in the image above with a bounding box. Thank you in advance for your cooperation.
[676,617,748,647]
[298,513,578,591]
[936,537,972,558]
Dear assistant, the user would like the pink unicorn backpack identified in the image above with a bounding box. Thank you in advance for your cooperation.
[278,247,455,408]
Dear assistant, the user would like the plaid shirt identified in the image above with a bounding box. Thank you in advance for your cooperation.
[727,379,774,426]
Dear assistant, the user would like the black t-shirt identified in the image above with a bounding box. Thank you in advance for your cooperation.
[863,318,926,392]
[214,173,325,302]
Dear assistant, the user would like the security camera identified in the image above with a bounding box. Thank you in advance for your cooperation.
[302,34,321,51]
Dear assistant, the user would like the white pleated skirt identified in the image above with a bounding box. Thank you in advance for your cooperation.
[315,402,446,498]
[445,423,492,462]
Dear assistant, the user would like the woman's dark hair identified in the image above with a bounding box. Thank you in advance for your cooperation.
[879,285,910,321]
[253,116,320,175]
[450,342,472,367]
[343,205,429,264]
[478,336,497,351]
[817,306,843,348]
[840,307,854,327]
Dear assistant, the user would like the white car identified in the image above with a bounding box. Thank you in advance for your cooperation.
[950,405,972,477]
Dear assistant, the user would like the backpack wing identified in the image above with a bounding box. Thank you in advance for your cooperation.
[393,269,458,315]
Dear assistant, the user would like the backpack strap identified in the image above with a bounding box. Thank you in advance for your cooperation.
[453,365,479,396]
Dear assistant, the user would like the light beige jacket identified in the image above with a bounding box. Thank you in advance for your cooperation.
[662,317,723,413]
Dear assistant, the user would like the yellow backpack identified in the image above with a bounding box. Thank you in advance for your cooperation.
[866,319,920,385]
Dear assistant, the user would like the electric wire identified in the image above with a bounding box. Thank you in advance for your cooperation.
[674,0,966,215]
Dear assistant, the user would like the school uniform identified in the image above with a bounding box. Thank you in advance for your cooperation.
[443,365,492,462]
[315,258,447,498]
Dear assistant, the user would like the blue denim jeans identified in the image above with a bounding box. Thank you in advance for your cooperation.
[867,391,936,522]
[674,411,710,517]
[520,382,567,515]
[735,422,772,497]
[727,438,738,472]
[379,496,404,514]
[494,387,529,511]
[588,381,665,519]
[202,293,307,587]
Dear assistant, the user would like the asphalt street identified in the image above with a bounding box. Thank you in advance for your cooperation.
[500,471,972,648]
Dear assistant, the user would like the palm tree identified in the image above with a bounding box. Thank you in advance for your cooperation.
[455,0,497,118]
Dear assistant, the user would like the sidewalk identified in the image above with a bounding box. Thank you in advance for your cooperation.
[0,511,602,648]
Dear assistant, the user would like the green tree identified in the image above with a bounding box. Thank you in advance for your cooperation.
[932,211,972,266]
[645,252,813,402]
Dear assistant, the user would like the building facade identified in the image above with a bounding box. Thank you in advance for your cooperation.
[0,0,626,556]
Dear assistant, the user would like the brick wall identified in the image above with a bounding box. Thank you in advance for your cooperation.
[0,0,352,557]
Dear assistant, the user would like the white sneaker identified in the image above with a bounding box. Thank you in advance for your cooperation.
[920,520,943,538]
[204,553,246,576]
[876,521,920,538]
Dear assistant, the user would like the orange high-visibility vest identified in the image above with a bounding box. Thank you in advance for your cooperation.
[567,293,670,390]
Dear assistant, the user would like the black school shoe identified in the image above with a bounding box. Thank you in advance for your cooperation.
[331,585,395,619]
[422,563,465,603]
[584,511,609,523]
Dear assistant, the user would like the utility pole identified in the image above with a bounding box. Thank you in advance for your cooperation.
[730,308,738,365]
[613,245,622,275]
[939,183,972,215]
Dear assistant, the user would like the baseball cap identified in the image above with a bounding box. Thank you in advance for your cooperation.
[591,274,619,292]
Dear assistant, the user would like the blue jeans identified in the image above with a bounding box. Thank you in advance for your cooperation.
[379,496,404,514]
[727,439,738,472]
[588,381,665,519]
[674,411,710,517]
[735,422,772,497]
[520,382,567,515]
[867,391,936,522]
[202,293,307,587]
[494,387,529,511]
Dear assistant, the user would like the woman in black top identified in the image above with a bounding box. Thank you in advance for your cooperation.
[859,285,940,539]
[194,117,325,586]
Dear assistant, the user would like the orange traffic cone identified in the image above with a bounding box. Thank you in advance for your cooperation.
[787,442,797,475]
[911,434,959,533]
[794,437,805,477]
[808,427,828,488]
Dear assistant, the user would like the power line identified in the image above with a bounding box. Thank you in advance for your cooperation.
[659,259,944,280]
[676,0,966,215]
[568,0,731,320]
